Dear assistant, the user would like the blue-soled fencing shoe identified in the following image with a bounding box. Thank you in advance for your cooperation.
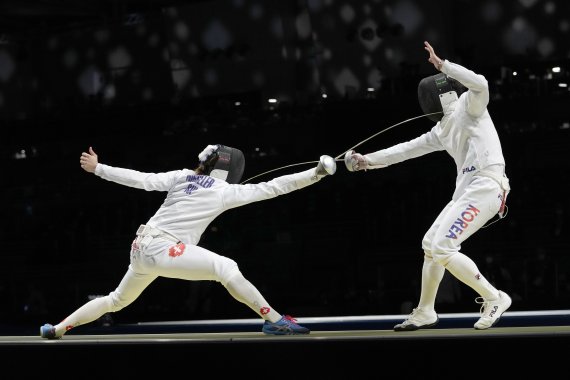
[262,315,310,335]
[40,324,60,340]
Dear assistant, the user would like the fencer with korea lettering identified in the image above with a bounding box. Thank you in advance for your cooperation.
[345,41,513,331]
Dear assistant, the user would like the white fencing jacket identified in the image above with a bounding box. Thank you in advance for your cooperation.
[95,164,321,245]
[364,60,507,200]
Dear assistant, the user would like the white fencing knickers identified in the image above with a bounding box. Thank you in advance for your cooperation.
[422,174,509,265]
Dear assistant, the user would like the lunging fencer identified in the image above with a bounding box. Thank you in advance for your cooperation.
[345,41,512,330]
[41,144,337,339]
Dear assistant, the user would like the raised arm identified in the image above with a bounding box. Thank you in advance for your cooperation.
[424,40,490,117]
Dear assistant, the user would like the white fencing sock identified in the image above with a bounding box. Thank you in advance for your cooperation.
[444,252,499,300]
[54,296,114,337]
[417,256,446,312]
[225,272,281,323]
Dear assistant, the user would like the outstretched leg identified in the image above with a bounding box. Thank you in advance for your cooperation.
[42,265,156,339]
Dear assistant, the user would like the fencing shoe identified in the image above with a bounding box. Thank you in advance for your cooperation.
[394,307,439,331]
[474,290,512,330]
[262,315,310,335]
[40,324,61,340]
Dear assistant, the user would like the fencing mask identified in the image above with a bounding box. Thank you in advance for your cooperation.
[198,144,245,184]
[418,73,467,122]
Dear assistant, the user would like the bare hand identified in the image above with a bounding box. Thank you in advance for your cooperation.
[80,146,99,173]
[424,41,443,71]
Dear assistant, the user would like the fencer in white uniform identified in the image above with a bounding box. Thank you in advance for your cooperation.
[345,41,512,330]
[41,144,336,338]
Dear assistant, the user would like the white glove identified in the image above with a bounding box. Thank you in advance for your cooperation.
[344,150,369,172]
[315,155,337,178]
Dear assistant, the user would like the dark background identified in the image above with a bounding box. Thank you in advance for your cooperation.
[1,0,568,333]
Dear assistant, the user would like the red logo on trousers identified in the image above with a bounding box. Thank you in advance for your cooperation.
[168,243,186,257]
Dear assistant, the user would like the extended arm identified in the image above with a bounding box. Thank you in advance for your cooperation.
[223,155,336,208]
[345,130,443,171]
[79,146,178,191]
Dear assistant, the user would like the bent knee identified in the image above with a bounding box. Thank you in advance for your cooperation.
[430,241,459,266]
[431,248,458,266]
[215,257,240,286]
